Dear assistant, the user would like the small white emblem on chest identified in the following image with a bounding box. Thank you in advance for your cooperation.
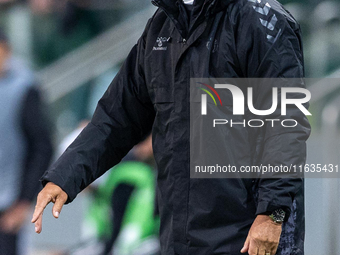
[153,37,171,51]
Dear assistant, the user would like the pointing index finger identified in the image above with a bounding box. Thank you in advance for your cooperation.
[31,194,52,223]
[34,213,43,233]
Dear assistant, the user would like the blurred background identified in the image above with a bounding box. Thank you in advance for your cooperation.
[0,0,340,254]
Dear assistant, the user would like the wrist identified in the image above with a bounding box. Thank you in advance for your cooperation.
[268,208,286,224]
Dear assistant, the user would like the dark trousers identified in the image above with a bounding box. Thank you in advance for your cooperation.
[0,230,17,255]
[0,211,18,255]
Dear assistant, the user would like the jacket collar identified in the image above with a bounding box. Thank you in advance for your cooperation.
[152,0,231,17]
[151,0,232,37]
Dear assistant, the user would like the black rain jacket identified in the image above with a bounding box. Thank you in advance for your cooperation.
[42,0,311,254]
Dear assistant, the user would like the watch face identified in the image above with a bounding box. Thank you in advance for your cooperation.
[271,208,286,223]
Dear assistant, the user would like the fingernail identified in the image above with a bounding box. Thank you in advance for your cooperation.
[35,227,38,232]
[54,211,59,218]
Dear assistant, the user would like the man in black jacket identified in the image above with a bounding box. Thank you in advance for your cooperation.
[32,0,310,254]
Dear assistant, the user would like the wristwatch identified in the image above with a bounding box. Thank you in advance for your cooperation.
[269,208,286,224]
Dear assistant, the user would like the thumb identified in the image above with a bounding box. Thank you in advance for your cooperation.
[241,235,250,253]
[52,195,67,219]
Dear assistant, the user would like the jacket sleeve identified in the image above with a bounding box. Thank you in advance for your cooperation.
[235,2,311,218]
[41,20,156,203]
[19,86,53,202]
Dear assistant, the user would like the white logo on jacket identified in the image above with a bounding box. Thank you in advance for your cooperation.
[153,37,171,51]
